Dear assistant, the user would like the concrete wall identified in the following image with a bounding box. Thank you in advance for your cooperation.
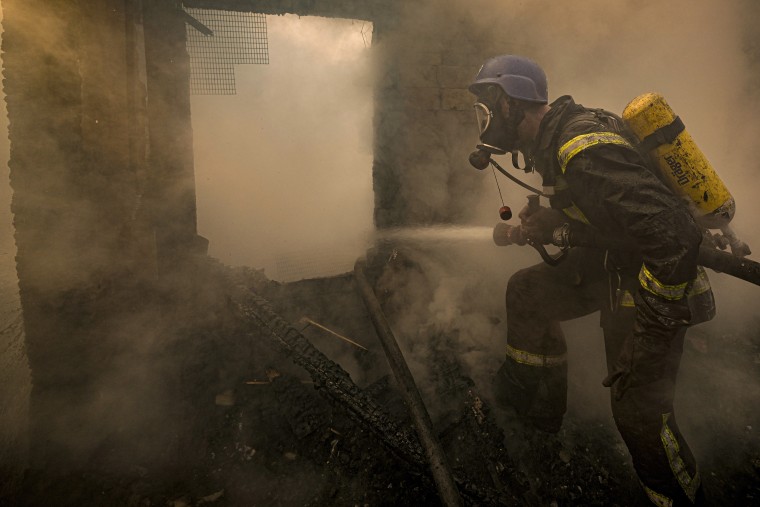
[0,15,30,483]
[2,0,134,470]
[1,0,203,474]
[370,1,493,226]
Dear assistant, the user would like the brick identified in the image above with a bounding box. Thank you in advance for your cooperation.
[438,65,477,88]
[397,62,438,88]
[403,87,441,110]
[400,50,443,67]
[441,88,473,111]
[442,50,480,66]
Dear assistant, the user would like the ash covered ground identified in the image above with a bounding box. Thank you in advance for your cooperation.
[3,250,759,507]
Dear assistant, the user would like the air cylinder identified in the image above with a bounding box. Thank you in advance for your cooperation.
[623,92,734,229]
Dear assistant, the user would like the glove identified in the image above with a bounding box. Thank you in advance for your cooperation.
[518,204,567,245]
[603,290,690,400]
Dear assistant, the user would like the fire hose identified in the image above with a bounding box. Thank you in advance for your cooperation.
[493,221,760,287]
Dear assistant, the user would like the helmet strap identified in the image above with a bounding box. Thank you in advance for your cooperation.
[506,97,525,130]
[505,98,535,172]
[510,150,535,172]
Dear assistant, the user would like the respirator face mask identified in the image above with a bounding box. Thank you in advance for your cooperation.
[473,85,523,156]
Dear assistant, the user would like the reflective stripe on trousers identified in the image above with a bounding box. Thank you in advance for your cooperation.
[505,343,567,367]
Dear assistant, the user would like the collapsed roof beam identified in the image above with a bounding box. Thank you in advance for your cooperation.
[182,10,214,36]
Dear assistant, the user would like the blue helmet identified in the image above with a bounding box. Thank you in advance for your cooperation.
[469,55,548,104]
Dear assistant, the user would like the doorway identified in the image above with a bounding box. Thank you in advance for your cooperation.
[191,14,374,282]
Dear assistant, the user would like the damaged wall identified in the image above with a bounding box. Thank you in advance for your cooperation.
[1,0,206,475]
[370,0,495,227]
[2,0,128,473]
[0,0,30,487]
[3,0,134,471]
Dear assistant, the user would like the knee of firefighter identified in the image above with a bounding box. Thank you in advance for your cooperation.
[506,266,545,310]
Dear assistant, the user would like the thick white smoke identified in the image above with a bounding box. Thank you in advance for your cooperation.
[191,14,375,282]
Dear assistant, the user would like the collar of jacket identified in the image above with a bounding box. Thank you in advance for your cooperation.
[531,95,581,186]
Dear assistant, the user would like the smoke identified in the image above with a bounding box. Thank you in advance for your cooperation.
[191,14,375,282]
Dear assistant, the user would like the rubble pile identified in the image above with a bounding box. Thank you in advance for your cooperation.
[6,255,760,506]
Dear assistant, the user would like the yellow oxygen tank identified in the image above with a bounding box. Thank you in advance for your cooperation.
[622,92,734,229]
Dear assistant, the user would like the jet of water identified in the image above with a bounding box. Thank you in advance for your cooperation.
[375,225,494,244]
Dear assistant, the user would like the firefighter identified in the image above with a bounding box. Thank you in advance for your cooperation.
[469,55,715,506]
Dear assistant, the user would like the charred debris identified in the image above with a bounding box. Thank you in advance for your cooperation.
[171,248,535,506]
[7,242,760,506]
[12,244,645,507]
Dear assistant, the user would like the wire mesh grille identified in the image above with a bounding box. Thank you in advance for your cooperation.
[184,8,269,95]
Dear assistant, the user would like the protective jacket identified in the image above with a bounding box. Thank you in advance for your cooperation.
[513,96,711,504]
[532,95,702,293]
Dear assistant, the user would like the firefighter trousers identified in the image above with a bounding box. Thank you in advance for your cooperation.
[494,247,703,506]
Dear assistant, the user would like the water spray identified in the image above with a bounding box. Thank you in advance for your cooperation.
[375,225,494,245]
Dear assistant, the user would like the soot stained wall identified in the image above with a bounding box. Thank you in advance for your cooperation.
[3,0,202,471]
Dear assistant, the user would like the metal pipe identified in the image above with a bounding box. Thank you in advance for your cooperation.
[354,259,463,507]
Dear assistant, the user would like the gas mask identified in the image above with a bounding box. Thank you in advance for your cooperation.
[473,85,525,156]
[473,85,533,171]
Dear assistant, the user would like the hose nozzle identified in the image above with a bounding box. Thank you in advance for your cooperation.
[493,223,527,246]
